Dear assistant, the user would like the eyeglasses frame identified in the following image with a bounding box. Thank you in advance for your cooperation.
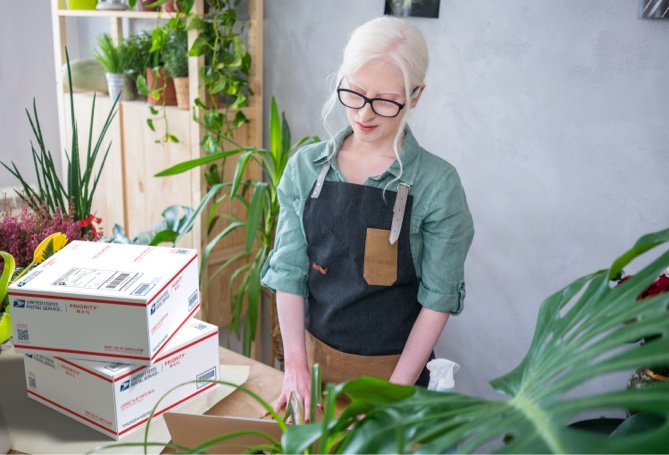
[336,85,420,118]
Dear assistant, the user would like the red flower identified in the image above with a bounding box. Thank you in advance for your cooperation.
[618,273,669,301]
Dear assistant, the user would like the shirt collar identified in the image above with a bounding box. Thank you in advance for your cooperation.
[313,125,421,187]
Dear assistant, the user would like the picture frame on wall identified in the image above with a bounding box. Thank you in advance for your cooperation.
[384,0,441,18]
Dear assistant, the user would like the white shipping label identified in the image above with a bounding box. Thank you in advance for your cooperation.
[51,268,141,292]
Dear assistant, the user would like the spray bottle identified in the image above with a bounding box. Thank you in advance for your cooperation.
[426,358,460,392]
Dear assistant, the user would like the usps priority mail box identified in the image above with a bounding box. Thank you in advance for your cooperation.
[23,318,220,440]
[9,241,200,365]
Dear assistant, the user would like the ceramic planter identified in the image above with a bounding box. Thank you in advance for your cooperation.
[146,67,177,106]
[137,0,159,11]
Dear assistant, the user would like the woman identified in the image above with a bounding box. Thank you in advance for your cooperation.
[260,16,474,416]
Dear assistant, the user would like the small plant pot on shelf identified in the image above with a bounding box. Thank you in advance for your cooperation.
[162,0,181,12]
[66,0,97,9]
[146,67,177,106]
[138,0,159,11]
[105,73,136,101]
[173,77,190,110]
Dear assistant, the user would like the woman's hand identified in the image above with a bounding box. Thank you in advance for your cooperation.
[273,290,313,422]
[273,363,312,423]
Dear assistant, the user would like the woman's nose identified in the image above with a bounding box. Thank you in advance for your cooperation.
[358,102,376,120]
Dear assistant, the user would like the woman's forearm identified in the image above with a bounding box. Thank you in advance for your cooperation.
[389,307,450,385]
[276,290,308,369]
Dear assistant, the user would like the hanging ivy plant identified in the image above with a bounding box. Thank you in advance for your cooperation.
[132,0,252,148]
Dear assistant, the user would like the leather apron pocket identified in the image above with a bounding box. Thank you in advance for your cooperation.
[305,330,400,385]
[363,228,398,286]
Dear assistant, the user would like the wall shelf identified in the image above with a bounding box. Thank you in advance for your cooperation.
[51,0,264,333]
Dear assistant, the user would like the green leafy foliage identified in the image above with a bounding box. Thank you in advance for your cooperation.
[164,28,189,78]
[277,227,669,454]
[0,49,118,234]
[102,205,194,246]
[92,33,139,74]
[156,97,319,355]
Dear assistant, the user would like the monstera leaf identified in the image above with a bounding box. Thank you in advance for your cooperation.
[282,227,669,454]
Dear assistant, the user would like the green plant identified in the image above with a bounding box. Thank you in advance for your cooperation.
[155,97,319,355]
[164,28,189,78]
[101,205,194,246]
[138,0,253,146]
[0,49,118,235]
[276,227,669,454]
[124,31,154,85]
[92,33,136,74]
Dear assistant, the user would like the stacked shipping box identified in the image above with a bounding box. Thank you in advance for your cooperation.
[8,241,221,440]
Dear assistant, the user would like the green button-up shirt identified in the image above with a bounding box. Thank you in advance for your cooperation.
[261,125,474,314]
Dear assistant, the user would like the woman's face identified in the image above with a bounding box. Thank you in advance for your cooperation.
[341,61,421,150]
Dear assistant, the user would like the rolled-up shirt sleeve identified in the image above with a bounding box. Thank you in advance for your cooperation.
[260,158,310,298]
[417,169,474,315]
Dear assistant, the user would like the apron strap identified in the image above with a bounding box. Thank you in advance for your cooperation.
[310,162,331,199]
[389,182,410,245]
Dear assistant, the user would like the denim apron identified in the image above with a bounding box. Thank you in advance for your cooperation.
[303,162,432,387]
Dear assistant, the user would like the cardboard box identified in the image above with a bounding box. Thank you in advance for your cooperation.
[9,241,200,365]
[23,318,220,440]
[165,412,282,454]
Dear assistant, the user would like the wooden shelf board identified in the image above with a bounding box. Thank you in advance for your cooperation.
[57,9,172,19]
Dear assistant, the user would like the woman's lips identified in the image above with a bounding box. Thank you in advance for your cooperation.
[356,122,377,132]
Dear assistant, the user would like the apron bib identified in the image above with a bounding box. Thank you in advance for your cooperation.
[303,163,432,386]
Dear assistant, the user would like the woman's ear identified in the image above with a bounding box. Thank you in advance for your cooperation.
[410,84,426,108]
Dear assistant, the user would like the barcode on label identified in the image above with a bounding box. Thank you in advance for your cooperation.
[28,376,37,389]
[196,367,216,389]
[188,291,198,311]
[105,273,131,290]
[131,283,154,296]
[18,329,29,342]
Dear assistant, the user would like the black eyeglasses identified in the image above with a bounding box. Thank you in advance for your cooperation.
[337,86,418,118]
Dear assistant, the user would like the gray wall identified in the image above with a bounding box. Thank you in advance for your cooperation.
[264,0,669,401]
[2,1,668,404]
[0,1,61,192]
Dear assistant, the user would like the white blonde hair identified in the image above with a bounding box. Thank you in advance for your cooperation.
[322,16,429,176]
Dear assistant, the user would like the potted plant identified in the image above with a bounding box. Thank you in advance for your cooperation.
[92,33,137,101]
[153,0,253,142]
[1,49,118,237]
[163,28,190,110]
[126,0,160,11]
[123,31,153,97]
[155,98,319,355]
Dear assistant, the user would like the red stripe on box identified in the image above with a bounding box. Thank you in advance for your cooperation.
[149,304,201,361]
[8,292,145,306]
[28,390,118,436]
[114,365,147,382]
[147,254,197,306]
[14,345,150,361]
[154,330,218,363]
[118,382,218,436]
[55,357,113,383]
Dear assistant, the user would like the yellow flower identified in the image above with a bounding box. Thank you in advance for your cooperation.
[33,232,68,264]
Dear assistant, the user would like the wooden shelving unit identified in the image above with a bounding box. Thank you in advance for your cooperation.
[49,1,264,335]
